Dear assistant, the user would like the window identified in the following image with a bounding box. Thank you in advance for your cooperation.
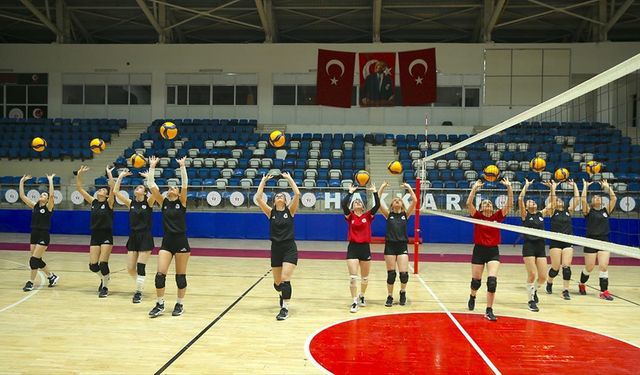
[236,85,257,105]
[177,85,188,105]
[85,85,105,104]
[297,85,316,105]
[130,85,151,105]
[434,87,462,107]
[273,85,295,105]
[189,85,210,105]
[464,87,480,107]
[62,85,83,104]
[167,86,176,104]
[27,85,47,104]
[108,85,129,105]
[213,85,234,105]
[6,85,26,104]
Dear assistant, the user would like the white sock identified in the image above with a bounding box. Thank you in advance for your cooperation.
[102,274,110,288]
[282,301,289,309]
[136,276,145,292]
[176,298,183,305]
[157,297,165,305]
[527,283,535,300]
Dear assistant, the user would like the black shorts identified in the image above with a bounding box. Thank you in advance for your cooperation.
[30,229,50,246]
[90,230,113,246]
[347,242,371,261]
[384,241,408,256]
[584,235,609,254]
[549,239,573,250]
[160,233,190,254]
[126,230,154,252]
[271,240,298,267]
[471,245,500,265]
[523,240,546,258]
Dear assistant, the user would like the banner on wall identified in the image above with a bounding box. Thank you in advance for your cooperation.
[315,49,356,108]
[358,52,396,107]
[398,48,437,105]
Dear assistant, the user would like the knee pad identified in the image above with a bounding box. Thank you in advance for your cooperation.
[562,266,571,281]
[176,274,187,289]
[155,272,166,289]
[386,270,397,285]
[39,258,46,269]
[98,261,110,276]
[361,277,368,285]
[281,281,292,300]
[89,263,100,273]
[470,278,481,291]
[486,276,497,293]
[29,256,40,270]
[136,262,146,276]
[349,275,358,287]
[548,268,559,278]
[273,283,282,292]
[399,272,409,284]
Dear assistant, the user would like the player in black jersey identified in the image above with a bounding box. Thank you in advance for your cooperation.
[518,178,555,312]
[18,174,59,291]
[256,172,301,321]
[546,180,580,300]
[377,181,417,307]
[76,165,117,298]
[146,156,190,317]
[112,168,155,304]
[580,179,617,301]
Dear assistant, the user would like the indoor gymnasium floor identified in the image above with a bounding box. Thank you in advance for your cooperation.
[0,233,639,374]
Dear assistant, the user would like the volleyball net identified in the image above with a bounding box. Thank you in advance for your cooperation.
[416,52,640,258]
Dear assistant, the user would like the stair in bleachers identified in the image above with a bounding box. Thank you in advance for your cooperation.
[367,144,402,187]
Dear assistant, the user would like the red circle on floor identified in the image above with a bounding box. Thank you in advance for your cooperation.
[306,312,640,374]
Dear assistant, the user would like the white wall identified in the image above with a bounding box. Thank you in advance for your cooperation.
[0,42,639,129]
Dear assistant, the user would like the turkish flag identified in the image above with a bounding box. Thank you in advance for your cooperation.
[359,52,396,107]
[398,48,437,106]
[316,49,356,108]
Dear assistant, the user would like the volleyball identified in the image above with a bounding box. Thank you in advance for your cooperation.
[586,160,602,175]
[268,130,286,148]
[160,121,178,140]
[130,153,146,169]
[387,161,403,175]
[530,157,546,172]
[554,168,569,182]
[355,170,370,186]
[89,138,106,154]
[31,137,47,152]
[483,164,500,182]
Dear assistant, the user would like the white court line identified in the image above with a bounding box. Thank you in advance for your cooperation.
[410,265,502,375]
[0,258,46,313]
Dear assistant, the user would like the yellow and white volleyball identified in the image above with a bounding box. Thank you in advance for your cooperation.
[483,164,500,182]
[31,137,47,152]
[130,153,146,169]
[160,121,178,140]
[89,138,106,154]
[268,130,286,148]
[387,161,403,175]
[355,170,370,186]
[554,168,569,182]
[586,160,602,175]
[530,157,546,172]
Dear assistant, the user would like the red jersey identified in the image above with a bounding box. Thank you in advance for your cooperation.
[346,211,374,243]
[472,210,505,246]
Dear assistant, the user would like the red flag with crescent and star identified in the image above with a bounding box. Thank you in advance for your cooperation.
[398,48,437,106]
[316,49,356,108]
[358,52,396,107]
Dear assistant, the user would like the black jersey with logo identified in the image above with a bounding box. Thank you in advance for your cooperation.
[162,198,186,235]
[90,199,113,231]
[129,199,153,232]
[523,211,544,241]
[31,203,52,231]
[586,208,610,237]
[270,207,295,242]
[385,211,408,243]
[551,209,572,235]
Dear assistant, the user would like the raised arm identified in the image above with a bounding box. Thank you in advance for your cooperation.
[466,180,482,216]
[368,183,380,215]
[75,165,94,204]
[147,156,164,204]
[255,174,273,217]
[342,184,357,217]
[113,169,132,207]
[105,166,116,209]
[19,174,35,209]
[177,156,188,206]
[567,179,580,212]
[106,165,116,189]
[46,174,55,211]
[139,170,156,207]
[281,172,301,216]
[500,177,513,216]
[404,182,418,218]
[581,179,592,215]
[541,180,556,216]
[518,178,532,220]
[377,180,390,218]
[601,180,617,214]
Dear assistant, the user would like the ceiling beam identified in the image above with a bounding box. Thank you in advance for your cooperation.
[255,0,272,42]
[135,0,165,43]
[0,11,45,27]
[496,0,598,28]
[527,0,604,25]
[165,0,241,31]
[372,0,382,42]
[280,8,369,34]
[383,7,477,33]
[265,0,277,42]
[68,10,93,42]
[280,9,361,34]
[483,0,506,42]
[383,8,469,35]
[151,0,262,30]
[19,0,62,40]
[606,0,635,32]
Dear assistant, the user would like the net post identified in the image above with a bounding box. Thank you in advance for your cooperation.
[414,177,421,274]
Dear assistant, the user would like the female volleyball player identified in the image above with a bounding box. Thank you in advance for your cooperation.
[255,172,301,321]
[579,179,617,301]
[111,168,155,304]
[19,174,59,291]
[76,165,118,298]
[146,156,191,317]
[546,179,580,300]
[518,178,555,312]
[341,182,380,313]
[466,178,513,321]
[377,181,417,307]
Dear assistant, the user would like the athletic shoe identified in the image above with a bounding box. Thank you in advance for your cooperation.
[23,281,34,292]
[358,295,366,307]
[599,290,614,301]
[468,295,476,311]
[350,302,359,313]
[98,287,108,298]
[533,291,539,303]
[546,282,552,294]
[528,300,539,312]
[172,303,184,316]
[149,303,165,318]
[385,295,393,307]
[562,290,571,300]
[399,291,407,306]
[485,308,497,322]
[578,284,587,295]
[48,273,59,287]
[132,291,142,304]
[276,308,289,321]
